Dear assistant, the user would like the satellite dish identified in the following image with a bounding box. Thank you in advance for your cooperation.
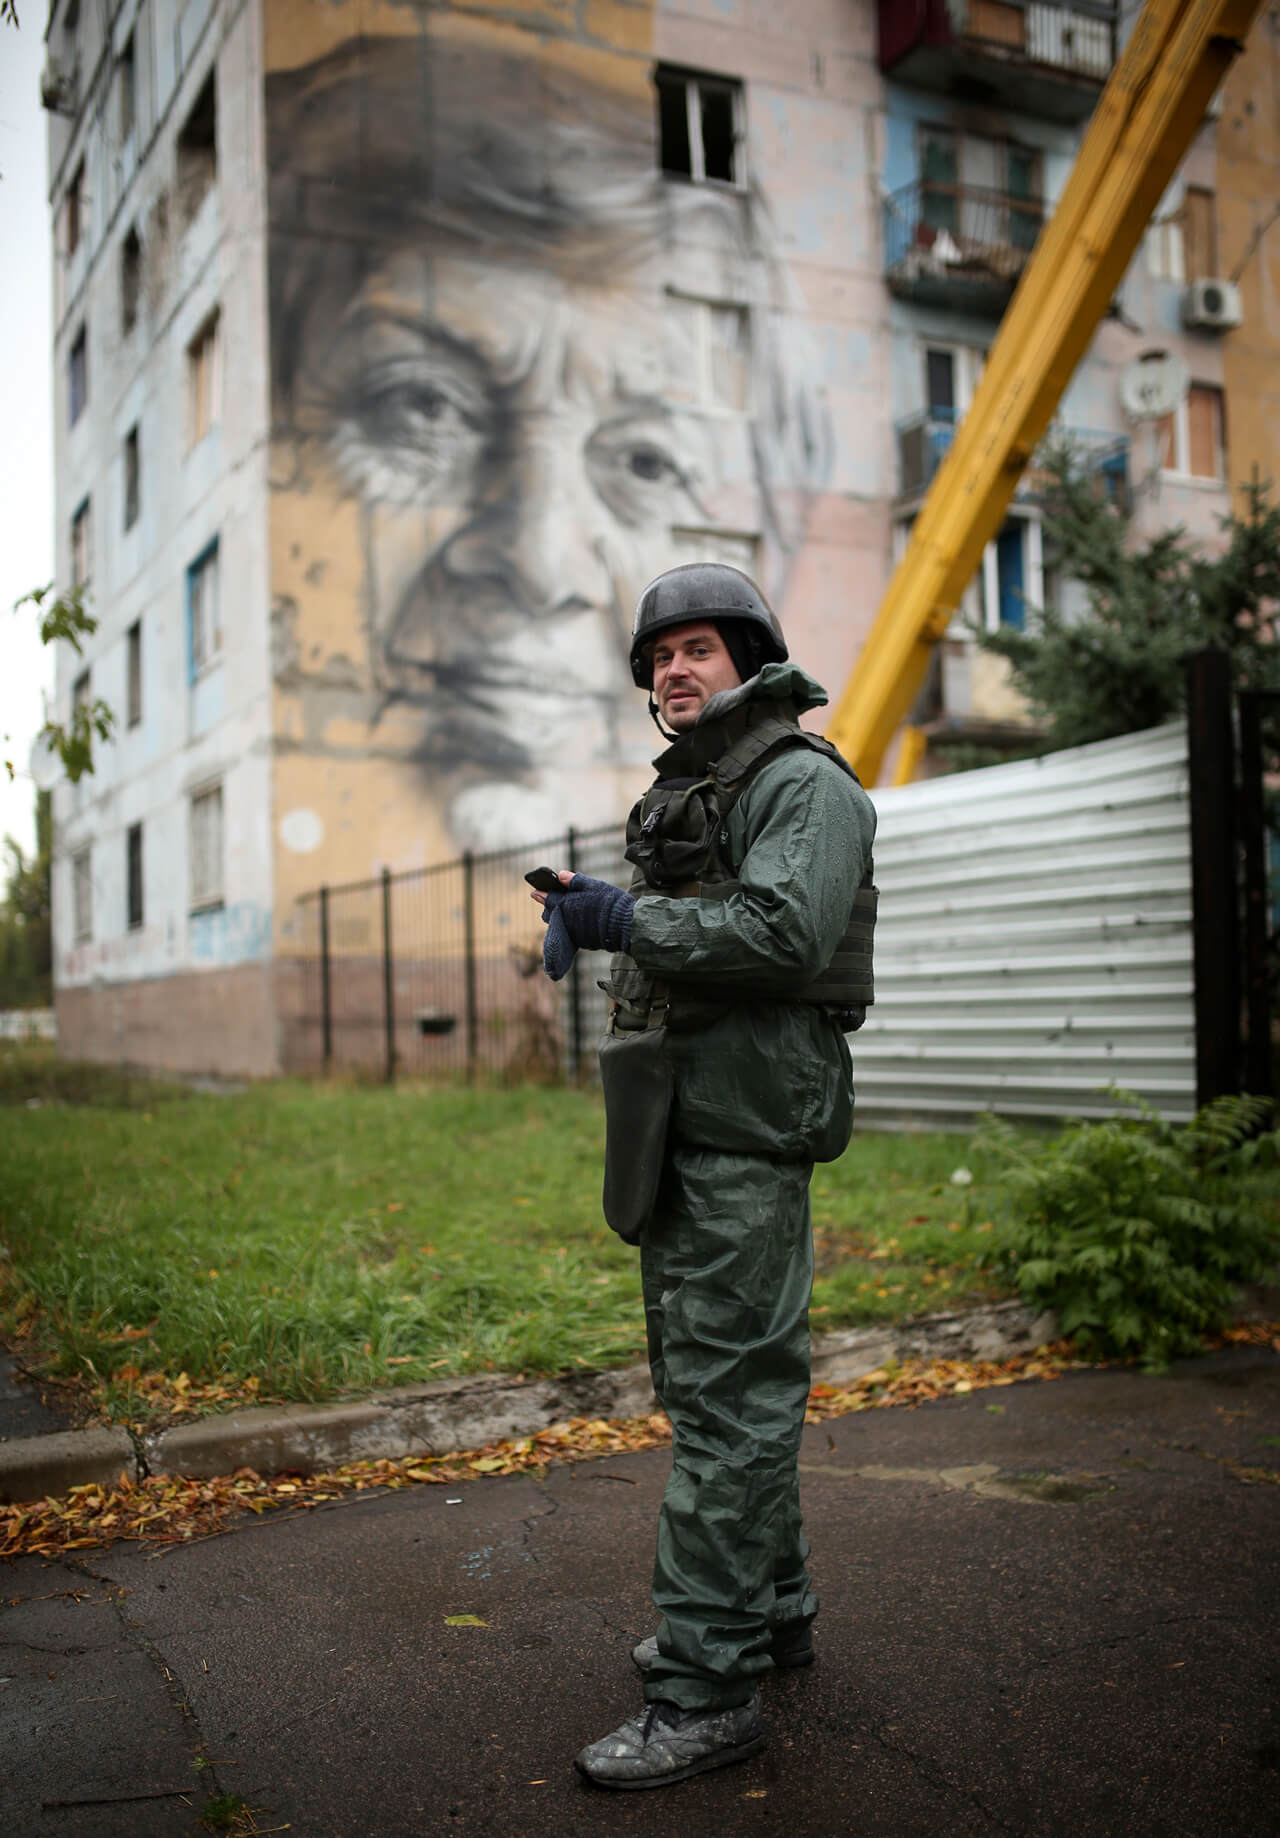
[1120,350,1190,421]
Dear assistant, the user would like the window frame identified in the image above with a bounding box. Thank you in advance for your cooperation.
[656,65,746,189]
[69,323,88,425]
[1157,383,1226,482]
[120,225,142,336]
[65,158,85,257]
[116,32,136,146]
[70,496,92,589]
[189,782,224,913]
[126,619,142,728]
[664,290,753,416]
[126,821,144,930]
[123,424,140,531]
[186,538,222,681]
[186,310,221,448]
[71,844,93,944]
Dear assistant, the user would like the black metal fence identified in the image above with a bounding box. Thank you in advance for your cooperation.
[285,824,627,1081]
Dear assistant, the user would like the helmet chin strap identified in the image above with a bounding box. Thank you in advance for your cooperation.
[648,694,679,743]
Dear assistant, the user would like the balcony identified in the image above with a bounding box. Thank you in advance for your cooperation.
[896,412,1130,509]
[879,1,1117,124]
[884,180,1042,313]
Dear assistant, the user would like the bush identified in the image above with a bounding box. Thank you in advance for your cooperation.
[978,1095,1280,1371]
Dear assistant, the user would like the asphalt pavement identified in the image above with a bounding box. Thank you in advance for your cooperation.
[2,1346,1277,1838]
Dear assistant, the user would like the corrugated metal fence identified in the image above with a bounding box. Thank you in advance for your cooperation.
[851,721,1195,1123]
[290,722,1198,1122]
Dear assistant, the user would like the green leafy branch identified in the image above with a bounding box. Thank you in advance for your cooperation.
[7,584,116,786]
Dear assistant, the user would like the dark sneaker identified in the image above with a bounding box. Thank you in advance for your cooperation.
[574,1695,765,1791]
[632,1626,814,1674]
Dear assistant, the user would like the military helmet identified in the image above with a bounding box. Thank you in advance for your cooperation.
[629,563,788,689]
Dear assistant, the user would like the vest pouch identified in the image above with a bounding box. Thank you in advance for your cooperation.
[599,1021,673,1245]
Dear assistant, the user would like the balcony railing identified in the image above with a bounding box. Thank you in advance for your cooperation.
[884,180,1043,312]
[879,1,1117,123]
[896,413,1130,508]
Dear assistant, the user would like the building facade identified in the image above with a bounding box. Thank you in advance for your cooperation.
[43,0,1275,1076]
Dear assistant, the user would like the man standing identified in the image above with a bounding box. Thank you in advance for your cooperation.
[531,563,876,1790]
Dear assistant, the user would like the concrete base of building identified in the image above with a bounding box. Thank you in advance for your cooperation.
[55,962,284,1080]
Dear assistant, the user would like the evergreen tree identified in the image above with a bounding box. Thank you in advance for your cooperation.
[975,449,1280,749]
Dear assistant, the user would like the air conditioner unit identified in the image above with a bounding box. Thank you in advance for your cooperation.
[1182,278,1244,331]
[40,57,78,115]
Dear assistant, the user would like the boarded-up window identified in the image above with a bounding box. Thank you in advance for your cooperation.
[1183,188,1218,283]
[72,846,93,943]
[187,312,220,446]
[190,784,223,910]
[1157,383,1224,478]
[1187,384,1223,479]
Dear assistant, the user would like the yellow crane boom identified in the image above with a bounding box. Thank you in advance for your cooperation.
[826,0,1265,785]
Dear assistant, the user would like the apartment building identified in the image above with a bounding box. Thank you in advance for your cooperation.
[43,0,1274,1075]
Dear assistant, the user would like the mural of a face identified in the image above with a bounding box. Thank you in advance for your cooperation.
[269,29,830,853]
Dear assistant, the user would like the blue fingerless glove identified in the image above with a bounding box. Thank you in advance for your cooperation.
[540,875,635,982]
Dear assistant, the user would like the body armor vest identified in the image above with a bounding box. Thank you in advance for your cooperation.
[603,698,877,1034]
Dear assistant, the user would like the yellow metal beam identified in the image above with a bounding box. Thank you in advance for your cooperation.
[827,0,1264,784]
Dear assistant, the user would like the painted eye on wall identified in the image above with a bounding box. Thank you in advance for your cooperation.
[586,427,694,527]
[627,444,673,481]
[330,363,490,507]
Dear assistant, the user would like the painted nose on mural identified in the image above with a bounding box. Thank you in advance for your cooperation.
[443,433,614,621]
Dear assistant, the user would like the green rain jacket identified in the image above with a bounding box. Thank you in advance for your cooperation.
[620,662,877,1166]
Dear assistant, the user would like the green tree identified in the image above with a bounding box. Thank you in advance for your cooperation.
[975,450,1280,749]
[0,789,51,1007]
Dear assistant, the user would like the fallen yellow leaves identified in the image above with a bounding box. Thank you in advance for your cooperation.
[3,1326,1275,1561]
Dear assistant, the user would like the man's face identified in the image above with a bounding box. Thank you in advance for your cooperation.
[649,622,742,732]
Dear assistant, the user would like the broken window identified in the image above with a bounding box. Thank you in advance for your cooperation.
[177,68,217,223]
[71,497,92,587]
[656,67,743,186]
[120,225,141,335]
[126,822,144,930]
[66,158,85,256]
[117,33,135,144]
[69,322,87,424]
[124,424,140,530]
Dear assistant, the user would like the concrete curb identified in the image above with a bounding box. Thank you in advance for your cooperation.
[0,1300,1056,1506]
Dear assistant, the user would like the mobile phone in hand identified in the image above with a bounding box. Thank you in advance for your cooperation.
[524,866,564,893]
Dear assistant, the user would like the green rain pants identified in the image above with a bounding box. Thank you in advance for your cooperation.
[639,1142,818,1712]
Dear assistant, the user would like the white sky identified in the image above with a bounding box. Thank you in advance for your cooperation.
[0,19,56,862]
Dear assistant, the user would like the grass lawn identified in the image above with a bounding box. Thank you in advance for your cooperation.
[0,1046,1012,1423]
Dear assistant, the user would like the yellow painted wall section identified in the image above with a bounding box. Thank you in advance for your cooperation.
[263,0,660,948]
